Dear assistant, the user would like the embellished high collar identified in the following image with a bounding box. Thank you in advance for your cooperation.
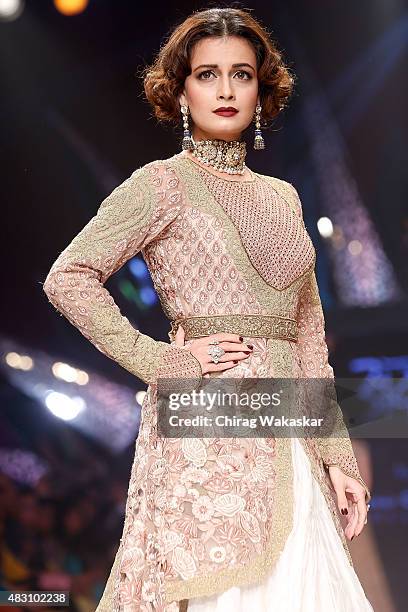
[190,137,247,175]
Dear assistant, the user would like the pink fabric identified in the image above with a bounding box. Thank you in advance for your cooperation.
[43,152,369,611]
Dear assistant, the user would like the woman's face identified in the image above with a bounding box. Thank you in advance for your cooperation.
[179,35,259,142]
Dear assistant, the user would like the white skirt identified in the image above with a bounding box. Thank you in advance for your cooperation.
[187,437,374,612]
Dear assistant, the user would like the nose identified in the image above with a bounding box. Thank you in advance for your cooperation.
[217,75,235,101]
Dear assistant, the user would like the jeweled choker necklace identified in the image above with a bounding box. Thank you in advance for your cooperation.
[190,137,247,175]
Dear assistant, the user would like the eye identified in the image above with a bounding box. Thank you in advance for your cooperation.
[197,70,214,80]
[235,70,252,79]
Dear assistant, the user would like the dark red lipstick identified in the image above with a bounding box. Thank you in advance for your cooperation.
[213,106,238,117]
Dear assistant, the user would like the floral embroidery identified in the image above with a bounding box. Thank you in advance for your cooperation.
[44,154,368,609]
[209,546,227,563]
[191,496,215,522]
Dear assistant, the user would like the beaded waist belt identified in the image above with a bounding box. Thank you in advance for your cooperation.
[169,314,299,343]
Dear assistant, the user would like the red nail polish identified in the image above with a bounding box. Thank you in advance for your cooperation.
[247,344,253,349]
[233,360,238,364]
[239,336,244,342]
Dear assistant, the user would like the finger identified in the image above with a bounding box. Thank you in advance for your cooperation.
[206,360,242,373]
[205,333,247,345]
[214,351,252,363]
[344,498,354,530]
[334,483,349,518]
[344,503,359,540]
[344,503,355,540]
[216,341,254,352]
[354,494,368,537]
[174,325,185,347]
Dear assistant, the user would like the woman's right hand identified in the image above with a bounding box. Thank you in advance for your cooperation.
[174,325,253,376]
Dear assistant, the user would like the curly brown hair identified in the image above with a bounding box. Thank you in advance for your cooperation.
[142,6,296,128]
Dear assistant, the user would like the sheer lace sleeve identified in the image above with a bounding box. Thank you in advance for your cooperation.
[42,161,203,388]
[290,186,371,503]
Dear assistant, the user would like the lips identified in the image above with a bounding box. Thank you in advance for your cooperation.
[214,108,238,117]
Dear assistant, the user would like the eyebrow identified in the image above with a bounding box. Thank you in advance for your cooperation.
[193,63,255,72]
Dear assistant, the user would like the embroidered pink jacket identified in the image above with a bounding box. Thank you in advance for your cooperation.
[43,151,371,611]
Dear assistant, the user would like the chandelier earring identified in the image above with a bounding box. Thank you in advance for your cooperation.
[253,104,265,150]
[180,104,194,151]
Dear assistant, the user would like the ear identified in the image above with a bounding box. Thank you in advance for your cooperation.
[179,91,187,108]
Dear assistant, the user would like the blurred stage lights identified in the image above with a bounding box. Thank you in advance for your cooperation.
[129,258,149,280]
[45,390,86,420]
[0,0,24,22]
[317,216,334,239]
[140,286,157,306]
[135,390,146,406]
[1,336,141,452]
[0,0,90,20]
[54,0,89,16]
[348,239,363,256]
[5,352,90,386]
[52,361,89,385]
[5,351,33,371]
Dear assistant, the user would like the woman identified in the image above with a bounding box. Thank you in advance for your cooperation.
[43,7,374,612]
